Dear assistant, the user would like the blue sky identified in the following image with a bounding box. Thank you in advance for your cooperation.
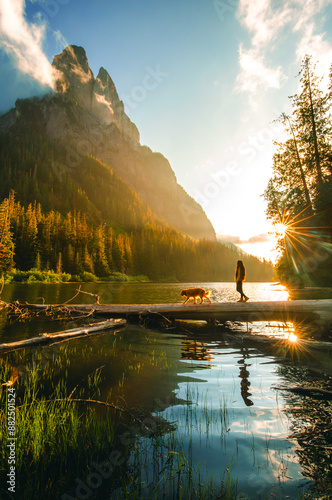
[1,0,332,260]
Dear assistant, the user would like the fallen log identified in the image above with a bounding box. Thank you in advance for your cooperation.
[0,318,126,352]
[11,299,332,321]
[7,299,332,330]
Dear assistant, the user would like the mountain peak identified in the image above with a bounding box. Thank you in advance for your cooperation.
[52,45,139,142]
[52,44,94,110]
[97,66,111,82]
[95,66,120,107]
[53,45,93,82]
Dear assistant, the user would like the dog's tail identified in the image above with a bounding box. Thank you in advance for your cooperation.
[205,290,212,297]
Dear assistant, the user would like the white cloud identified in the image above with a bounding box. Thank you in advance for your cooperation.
[295,23,332,88]
[237,0,291,48]
[236,45,285,93]
[0,0,59,88]
[53,29,68,53]
[217,232,270,245]
[236,0,332,95]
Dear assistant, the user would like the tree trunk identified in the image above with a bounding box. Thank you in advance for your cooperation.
[306,62,323,185]
[286,114,313,210]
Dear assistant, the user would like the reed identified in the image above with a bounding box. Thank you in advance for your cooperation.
[0,346,241,499]
[0,349,117,498]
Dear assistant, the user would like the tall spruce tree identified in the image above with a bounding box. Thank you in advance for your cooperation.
[0,192,15,274]
[264,56,332,286]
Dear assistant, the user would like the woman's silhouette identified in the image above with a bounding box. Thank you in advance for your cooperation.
[234,260,249,302]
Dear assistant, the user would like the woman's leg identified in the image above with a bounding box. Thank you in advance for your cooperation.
[237,281,249,301]
[236,281,244,300]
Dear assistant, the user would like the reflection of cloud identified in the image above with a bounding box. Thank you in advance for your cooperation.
[0,0,59,88]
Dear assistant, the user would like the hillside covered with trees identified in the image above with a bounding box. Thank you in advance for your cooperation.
[0,190,272,282]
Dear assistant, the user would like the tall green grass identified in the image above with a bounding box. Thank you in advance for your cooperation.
[0,344,243,499]
[0,349,117,499]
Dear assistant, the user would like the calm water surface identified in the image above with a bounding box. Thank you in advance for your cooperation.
[1,282,331,499]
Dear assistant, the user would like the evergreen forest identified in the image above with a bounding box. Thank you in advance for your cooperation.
[264,56,332,287]
[0,191,272,282]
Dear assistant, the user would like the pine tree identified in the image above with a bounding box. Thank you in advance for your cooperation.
[292,56,331,189]
[264,56,332,286]
[0,192,15,274]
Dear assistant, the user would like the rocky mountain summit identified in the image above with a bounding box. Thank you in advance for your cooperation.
[53,45,139,143]
[0,45,216,241]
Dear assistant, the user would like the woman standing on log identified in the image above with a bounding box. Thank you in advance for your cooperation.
[235,260,249,302]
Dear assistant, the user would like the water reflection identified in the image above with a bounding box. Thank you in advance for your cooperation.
[181,339,213,361]
[238,348,254,407]
[1,282,331,498]
[276,364,332,498]
[1,322,331,498]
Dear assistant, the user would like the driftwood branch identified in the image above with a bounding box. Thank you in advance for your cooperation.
[61,285,82,305]
[1,286,103,320]
[0,319,126,353]
[68,365,106,399]
[76,288,100,304]
[16,397,154,429]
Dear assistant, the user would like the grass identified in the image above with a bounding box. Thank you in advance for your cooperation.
[0,345,242,500]
[0,334,327,500]
[0,349,118,499]
[4,269,151,284]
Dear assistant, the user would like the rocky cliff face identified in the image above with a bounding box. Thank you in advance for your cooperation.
[53,45,139,143]
[1,45,216,241]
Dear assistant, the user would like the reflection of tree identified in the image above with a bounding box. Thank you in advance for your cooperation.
[181,340,212,361]
[277,364,332,497]
[238,348,254,406]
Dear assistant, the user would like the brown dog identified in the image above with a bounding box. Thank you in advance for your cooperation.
[181,288,211,304]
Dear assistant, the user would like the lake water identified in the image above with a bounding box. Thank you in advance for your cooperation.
[0,282,331,499]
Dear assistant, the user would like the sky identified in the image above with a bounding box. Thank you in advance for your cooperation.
[0,0,332,262]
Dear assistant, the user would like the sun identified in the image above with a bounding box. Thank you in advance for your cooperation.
[287,332,298,343]
[274,222,288,237]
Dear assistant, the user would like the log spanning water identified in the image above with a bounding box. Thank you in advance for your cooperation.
[20,300,332,326]
[0,319,126,353]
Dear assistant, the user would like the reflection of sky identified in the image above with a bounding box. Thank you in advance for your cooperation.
[153,347,310,498]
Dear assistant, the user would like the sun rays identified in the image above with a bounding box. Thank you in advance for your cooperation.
[272,199,332,283]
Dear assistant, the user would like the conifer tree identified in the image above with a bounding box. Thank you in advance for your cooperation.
[264,56,332,286]
[0,192,14,274]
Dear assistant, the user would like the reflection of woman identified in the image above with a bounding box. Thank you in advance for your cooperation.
[234,260,249,302]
